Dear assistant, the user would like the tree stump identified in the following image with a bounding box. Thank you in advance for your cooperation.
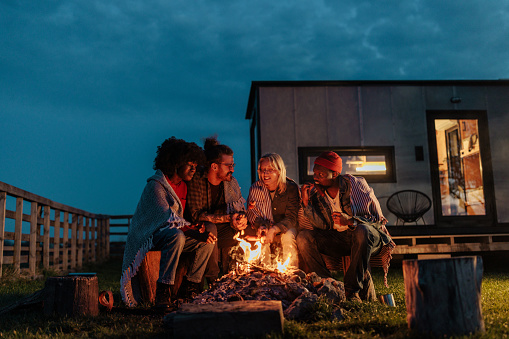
[166,300,284,338]
[43,275,99,317]
[402,256,484,336]
[130,251,195,305]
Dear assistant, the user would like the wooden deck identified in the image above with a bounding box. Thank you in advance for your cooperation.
[391,233,509,255]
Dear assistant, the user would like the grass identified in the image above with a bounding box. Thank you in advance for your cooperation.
[0,258,508,338]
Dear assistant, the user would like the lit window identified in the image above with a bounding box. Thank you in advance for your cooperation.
[298,147,396,183]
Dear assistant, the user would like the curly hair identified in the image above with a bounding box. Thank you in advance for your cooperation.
[153,137,205,176]
[203,135,233,168]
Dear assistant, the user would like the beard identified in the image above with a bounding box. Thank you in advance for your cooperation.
[219,171,233,182]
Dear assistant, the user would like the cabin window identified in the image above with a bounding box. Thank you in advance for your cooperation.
[297,146,396,184]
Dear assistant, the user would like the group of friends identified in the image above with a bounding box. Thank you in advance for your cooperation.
[120,136,395,309]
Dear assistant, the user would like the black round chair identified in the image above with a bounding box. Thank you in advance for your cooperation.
[386,190,432,225]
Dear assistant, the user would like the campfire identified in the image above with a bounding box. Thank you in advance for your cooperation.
[190,231,347,321]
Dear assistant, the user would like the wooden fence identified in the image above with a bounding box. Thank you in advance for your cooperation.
[109,215,131,258]
[0,181,109,278]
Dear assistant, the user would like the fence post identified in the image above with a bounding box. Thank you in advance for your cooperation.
[14,197,23,274]
[92,218,97,263]
[106,218,110,258]
[71,213,77,270]
[62,211,69,271]
[85,217,90,263]
[0,192,6,278]
[77,215,83,268]
[54,210,61,270]
[43,205,51,269]
[29,202,38,276]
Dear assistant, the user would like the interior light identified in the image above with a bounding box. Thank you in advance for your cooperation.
[355,163,386,172]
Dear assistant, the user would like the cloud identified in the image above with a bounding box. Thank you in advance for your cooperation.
[2,0,509,214]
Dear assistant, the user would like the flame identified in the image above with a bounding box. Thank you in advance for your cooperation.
[234,232,262,264]
[276,253,292,273]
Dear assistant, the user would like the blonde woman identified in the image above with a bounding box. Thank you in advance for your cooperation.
[246,153,300,267]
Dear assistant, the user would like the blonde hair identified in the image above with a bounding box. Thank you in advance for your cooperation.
[257,153,287,193]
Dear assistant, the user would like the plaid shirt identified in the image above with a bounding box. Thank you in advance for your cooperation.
[185,171,245,223]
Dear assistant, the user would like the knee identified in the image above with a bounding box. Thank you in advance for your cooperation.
[175,228,186,245]
[352,224,369,245]
[296,230,313,248]
[281,230,296,246]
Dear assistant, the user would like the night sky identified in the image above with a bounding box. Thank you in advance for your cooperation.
[1,1,508,216]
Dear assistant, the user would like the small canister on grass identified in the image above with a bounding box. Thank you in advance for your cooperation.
[379,294,396,307]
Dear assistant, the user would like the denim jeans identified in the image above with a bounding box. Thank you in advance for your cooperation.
[152,225,216,284]
[296,223,382,293]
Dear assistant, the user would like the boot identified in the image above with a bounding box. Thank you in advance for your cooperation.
[155,282,172,309]
[180,277,203,300]
[359,270,376,302]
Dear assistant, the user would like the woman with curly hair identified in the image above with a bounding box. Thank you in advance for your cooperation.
[121,137,217,309]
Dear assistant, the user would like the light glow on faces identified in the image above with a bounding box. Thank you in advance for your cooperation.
[258,158,279,191]
[178,162,198,181]
[217,154,234,182]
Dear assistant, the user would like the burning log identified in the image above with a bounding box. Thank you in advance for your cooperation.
[190,266,345,322]
[163,232,348,327]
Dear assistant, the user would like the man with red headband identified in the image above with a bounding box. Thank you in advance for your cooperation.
[297,151,395,302]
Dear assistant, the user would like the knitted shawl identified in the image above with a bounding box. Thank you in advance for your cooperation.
[120,170,189,307]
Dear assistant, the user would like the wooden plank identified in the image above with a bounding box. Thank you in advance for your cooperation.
[54,210,61,270]
[14,197,23,274]
[29,202,38,276]
[43,205,51,269]
[77,215,83,268]
[71,214,77,270]
[0,181,100,219]
[62,211,69,271]
[98,219,105,260]
[171,301,284,338]
[91,218,96,262]
[105,218,110,258]
[85,217,90,263]
[393,242,509,255]
[0,191,6,278]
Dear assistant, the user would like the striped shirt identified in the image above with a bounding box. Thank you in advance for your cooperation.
[303,174,394,248]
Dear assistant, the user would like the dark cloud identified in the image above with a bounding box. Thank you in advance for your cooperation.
[1,0,508,214]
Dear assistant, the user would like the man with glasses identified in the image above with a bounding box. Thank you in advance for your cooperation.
[186,136,247,279]
[297,151,395,302]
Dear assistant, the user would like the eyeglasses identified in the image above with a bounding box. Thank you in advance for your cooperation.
[259,168,278,175]
[219,162,235,169]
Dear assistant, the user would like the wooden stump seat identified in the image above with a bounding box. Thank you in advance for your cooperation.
[130,251,195,305]
[44,275,99,317]
[402,256,484,337]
